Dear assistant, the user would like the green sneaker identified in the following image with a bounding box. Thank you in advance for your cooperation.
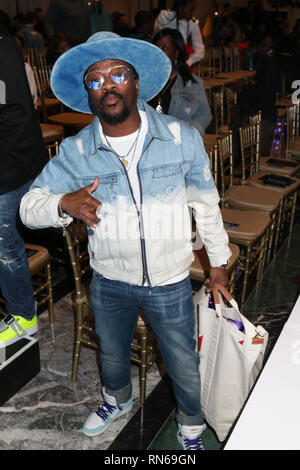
[0,314,38,348]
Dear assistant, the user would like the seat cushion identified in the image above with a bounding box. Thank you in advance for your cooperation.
[190,243,240,281]
[40,123,64,141]
[203,134,222,146]
[221,208,270,241]
[259,157,299,176]
[26,243,50,276]
[226,185,281,212]
[247,172,300,196]
[48,112,95,130]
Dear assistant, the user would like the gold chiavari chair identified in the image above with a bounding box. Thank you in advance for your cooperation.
[239,118,300,245]
[189,144,240,295]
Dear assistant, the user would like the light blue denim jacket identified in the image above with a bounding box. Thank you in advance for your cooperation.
[20,100,230,286]
[168,74,212,137]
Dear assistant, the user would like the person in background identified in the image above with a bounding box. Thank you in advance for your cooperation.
[0,17,47,349]
[149,28,212,138]
[154,0,205,67]
[34,8,48,43]
[12,12,25,36]
[20,31,230,451]
[111,11,131,37]
[128,10,155,42]
[46,34,71,65]
[238,35,282,156]
[17,11,45,49]
[45,0,91,45]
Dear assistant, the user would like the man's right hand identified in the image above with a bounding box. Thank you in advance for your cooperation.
[60,177,101,228]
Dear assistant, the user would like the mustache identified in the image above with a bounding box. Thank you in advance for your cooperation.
[99,91,124,104]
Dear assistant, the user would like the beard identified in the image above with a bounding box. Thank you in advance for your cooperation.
[89,91,130,125]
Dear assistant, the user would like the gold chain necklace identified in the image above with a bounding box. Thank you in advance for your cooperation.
[103,121,141,169]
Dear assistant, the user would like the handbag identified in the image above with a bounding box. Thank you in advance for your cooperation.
[89,4,113,33]
[194,282,268,442]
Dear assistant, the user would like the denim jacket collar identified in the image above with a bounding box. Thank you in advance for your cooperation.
[88,99,174,157]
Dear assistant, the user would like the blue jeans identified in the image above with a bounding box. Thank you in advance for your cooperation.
[0,181,35,319]
[90,272,204,426]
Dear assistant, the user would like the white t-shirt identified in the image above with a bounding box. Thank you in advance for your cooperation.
[99,110,189,286]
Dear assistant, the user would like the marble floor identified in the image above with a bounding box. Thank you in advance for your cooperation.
[0,223,299,451]
[0,294,163,450]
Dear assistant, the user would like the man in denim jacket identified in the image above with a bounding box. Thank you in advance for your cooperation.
[20,32,231,450]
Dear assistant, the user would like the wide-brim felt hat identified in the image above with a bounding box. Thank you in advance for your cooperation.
[50,31,172,114]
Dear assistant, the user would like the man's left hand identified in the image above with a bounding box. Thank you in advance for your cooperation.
[205,267,229,291]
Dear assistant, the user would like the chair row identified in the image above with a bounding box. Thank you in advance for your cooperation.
[202,113,299,305]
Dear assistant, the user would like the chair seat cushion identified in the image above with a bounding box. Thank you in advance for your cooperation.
[259,157,299,176]
[40,123,64,140]
[247,172,300,196]
[26,243,50,276]
[190,242,240,281]
[221,208,270,241]
[203,134,222,146]
[37,97,60,108]
[48,112,95,129]
[226,185,281,212]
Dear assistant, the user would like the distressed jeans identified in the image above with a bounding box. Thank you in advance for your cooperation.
[90,272,204,426]
[0,181,35,319]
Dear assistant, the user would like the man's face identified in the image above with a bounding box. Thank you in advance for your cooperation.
[85,59,139,125]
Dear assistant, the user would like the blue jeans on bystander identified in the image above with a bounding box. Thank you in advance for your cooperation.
[0,181,35,320]
[90,272,204,426]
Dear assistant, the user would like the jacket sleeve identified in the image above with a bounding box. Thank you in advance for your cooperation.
[185,127,231,267]
[186,20,205,66]
[20,143,74,229]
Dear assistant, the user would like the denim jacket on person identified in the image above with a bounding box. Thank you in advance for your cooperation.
[168,74,212,138]
[20,100,231,287]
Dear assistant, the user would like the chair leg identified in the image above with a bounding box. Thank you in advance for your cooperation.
[72,304,84,382]
[46,261,54,324]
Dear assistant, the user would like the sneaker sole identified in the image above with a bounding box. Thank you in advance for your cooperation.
[0,325,38,349]
[83,404,132,437]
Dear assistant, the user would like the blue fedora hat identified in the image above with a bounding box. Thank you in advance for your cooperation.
[50,32,172,114]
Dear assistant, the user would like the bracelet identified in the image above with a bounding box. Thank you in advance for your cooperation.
[58,198,69,219]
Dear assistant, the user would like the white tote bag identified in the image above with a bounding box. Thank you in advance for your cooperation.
[194,282,268,442]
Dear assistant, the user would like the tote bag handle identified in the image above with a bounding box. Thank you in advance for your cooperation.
[212,282,240,316]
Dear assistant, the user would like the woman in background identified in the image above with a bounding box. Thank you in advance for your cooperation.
[149,28,212,138]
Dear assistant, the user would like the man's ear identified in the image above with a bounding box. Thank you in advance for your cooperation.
[135,79,139,96]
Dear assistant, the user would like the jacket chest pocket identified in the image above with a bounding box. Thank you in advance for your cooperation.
[74,174,120,205]
[148,164,184,204]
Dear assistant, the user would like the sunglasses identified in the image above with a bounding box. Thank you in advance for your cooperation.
[84,65,134,91]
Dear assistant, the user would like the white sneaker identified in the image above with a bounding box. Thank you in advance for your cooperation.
[177,423,206,450]
[83,388,133,437]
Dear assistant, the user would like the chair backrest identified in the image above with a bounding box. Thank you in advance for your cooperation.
[65,219,91,298]
[206,144,218,187]
[209,46,222,75]
[216,131,233,204]
[239,119,260,183]
[225,87,237,125]
[286,105,296,155]
[33,65,52,98]
[23,48,35,66]
[35,47,48,67]
[213,89,225,133]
